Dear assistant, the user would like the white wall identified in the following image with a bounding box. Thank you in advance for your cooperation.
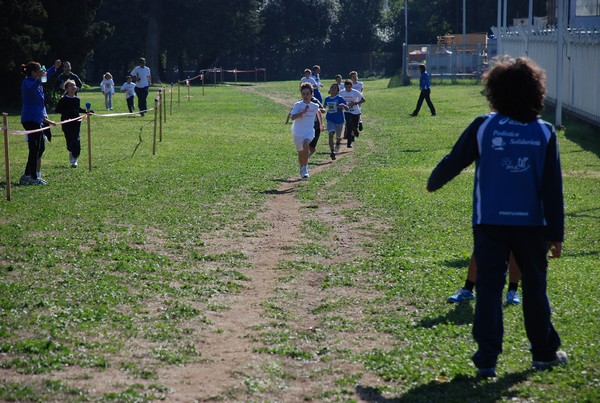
[493,26,600,127]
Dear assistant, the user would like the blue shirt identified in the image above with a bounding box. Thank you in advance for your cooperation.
[427,112,564,241]
[420,70,431,90]
[323,95,347,124]
[21,66,56,124]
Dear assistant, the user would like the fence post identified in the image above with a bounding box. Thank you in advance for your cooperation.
[163,86,167,123]
[3,113,10,201]
[170,83,173,116]
[158,90,163,142]
[153,98,158,155]
[86,103,92,172]
[178,81,181,106]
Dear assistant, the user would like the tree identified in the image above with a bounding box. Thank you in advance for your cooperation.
[42,0,113,81]
[0,0,48,106]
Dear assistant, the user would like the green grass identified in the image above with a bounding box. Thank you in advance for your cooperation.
[1,79,598,401]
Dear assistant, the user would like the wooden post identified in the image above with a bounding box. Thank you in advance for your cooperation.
[255,68,258,83]
[158,90,163,142]
[3,113,10,201]
[177,81,181,106]
[170,83,173,116]
[86,103,92,171]
[201,73,205,96]
[186,78,190,101]
[234,69,237,84]
[163,86,167,123]
[153,99,158,155]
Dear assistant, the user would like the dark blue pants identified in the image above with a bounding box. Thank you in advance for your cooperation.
[135,86,149,113]
[22,122,45,179]
[126,95,135,113]
[472,225,561,369]
[344,113,360,146]
[413,89,436,115]
[62,122,81,159]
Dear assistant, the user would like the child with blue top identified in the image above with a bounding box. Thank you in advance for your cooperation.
[323,83,348,160]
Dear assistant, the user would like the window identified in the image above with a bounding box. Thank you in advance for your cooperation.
[576,0,600,16]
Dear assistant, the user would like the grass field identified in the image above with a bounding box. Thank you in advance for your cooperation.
[1,79,598,401]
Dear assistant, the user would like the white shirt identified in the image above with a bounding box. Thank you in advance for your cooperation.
[131,65,151,87]
[352,81,364,93]
[301,76,318,88]
[120,82,136,97]
[340,88,363,115]
[290,100,319,137]
[100,78,115,94]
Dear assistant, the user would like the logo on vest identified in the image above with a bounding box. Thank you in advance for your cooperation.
[501,157,530,173]
[491,137,505,150]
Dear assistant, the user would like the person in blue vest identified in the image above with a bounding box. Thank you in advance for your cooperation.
[410,63,436,117]
[20,59,61,185]
[427,56,567,378]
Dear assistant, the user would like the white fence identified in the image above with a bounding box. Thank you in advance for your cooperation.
[493,26,600,127]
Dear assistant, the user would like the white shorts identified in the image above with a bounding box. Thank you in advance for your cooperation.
[292,134,314,151]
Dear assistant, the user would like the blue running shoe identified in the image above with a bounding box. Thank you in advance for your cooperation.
[447,287,474,303]
[506,290,521,305]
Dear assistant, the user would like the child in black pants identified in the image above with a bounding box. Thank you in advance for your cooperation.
[55,80,87,168]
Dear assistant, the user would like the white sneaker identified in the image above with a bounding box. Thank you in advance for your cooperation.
[69,152,74,165]
[302,165,310,179]
[72,159,78,168]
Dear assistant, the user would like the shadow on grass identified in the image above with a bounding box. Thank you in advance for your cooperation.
[418,302,474,328]
[565,206,600,220]
[441,257,470,269]
[356,370,533,402]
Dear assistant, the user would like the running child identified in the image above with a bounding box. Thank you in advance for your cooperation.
[120,76,136,113]
[323,83,348,160]
[289,83,324,179]
[55,80,87,168]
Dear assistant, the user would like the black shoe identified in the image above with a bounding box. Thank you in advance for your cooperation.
[347,144,353,148]
[410,112,417,117]
[358,121,363,131]
[330,152,336,160]
[432,112,436,116]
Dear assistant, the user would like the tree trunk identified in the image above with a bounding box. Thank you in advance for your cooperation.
[146,0,161,84]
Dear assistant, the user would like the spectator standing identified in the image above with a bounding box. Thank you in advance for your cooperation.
[20,59,61,186]
[53,61,82,94]
[427,56,566,378]
[131,57,152,116]
[410,64,436,117]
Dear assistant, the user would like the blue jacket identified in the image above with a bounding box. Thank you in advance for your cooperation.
[427,112,564,241]
[21,66,56,124]
[420,70,431,90]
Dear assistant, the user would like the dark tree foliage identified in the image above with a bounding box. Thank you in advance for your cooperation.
[93,0,260,84]
[42,0,112,82]
[0,0,48,107]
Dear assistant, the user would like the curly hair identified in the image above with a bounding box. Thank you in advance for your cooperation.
[482,56,546,122]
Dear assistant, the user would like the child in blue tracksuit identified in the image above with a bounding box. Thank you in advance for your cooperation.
[427,56,566,378]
